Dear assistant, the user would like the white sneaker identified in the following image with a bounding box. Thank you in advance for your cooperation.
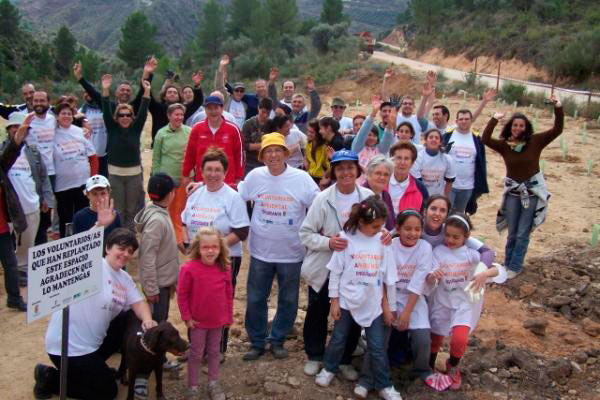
[304,360,321,376]
[339,364,359,381]
[315,368,335,387]
[379,386,403,400]
[506,270,520,280]
[354,384,369,399]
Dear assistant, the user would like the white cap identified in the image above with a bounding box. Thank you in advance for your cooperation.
[85,175,110,193]
[6,112,27,128]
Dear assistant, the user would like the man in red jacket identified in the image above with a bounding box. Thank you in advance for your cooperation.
[182,96,244,188]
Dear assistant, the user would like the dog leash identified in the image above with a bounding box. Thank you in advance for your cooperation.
[137,331,156,356]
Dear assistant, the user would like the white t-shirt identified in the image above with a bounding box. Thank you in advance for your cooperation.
[410,149,456,196]
[392,238,434,329]
[447,131,476,190]
[327,230,397,327]
[29,113,56,175]
[337,116,354,134]
[8,147,39,214]
[396,114,422,146]
[80,106,107,157]
[45,259,143,356]
[229,100,246,129]
[53,125,96,192]
[388,174,410,215]
[238,165,319,263]
[335,188,359,226]
[284,128,305,168]
[181,184,250,257]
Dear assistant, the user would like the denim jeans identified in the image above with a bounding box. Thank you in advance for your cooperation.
[245,257,301,349]
[0,232,22,305]
[449,188,473,214]
[324,311,390,390]
[504,194,538,273]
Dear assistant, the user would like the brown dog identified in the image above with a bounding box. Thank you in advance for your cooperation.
[117,311,189,400]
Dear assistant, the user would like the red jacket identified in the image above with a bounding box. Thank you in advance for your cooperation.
[177,260,233,329]
[182,118,244,185]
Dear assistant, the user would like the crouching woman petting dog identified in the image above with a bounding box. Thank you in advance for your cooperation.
[33,228,157,400]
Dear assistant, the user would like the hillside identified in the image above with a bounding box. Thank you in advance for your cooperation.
[14,0,406,56]
[398,0,600,86]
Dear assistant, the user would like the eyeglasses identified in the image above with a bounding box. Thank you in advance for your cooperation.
[117,113,133,118]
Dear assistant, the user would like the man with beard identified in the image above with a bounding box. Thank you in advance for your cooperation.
[28,91,56,245]
[0,83,35,119]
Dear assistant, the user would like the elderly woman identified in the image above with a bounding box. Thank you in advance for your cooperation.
[181,147,250,354]
[53,102,98,237]
[299,149,373,380]
[482,96,563,279]
[101,74,150,230]
[34,229,157,400]
[363,154,395,231]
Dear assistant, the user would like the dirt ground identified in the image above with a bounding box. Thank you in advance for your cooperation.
[1,65,600,399]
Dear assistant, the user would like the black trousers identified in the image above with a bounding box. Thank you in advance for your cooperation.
[55,185,88,238]
[303,278,360,364]
[220,256,242,353]
[35,175,56,245]
[47,311,128,400]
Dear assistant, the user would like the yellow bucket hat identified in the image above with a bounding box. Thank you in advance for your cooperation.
[258,132,290,162]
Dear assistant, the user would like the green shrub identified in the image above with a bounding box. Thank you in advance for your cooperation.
[500,83,528,105]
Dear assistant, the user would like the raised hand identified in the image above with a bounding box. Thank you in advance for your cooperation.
[422,81,434,98]
[371,94,383,113]
[269,67,279,82]
[96,197,116,227]
[144,56,158,75]
[101,74,113,90]
[483,88,497,103]
[305,76,315,91]
[493,112,505,121]
[14,112,35,145]
[550,94,561,108]
[426,70,437,85]
[384,66,394,80]
[73,62,82,80]
[219,54,229,72]
[192,70,204,86]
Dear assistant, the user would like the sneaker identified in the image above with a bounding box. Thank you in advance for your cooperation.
[304,360,321,376]
[424,372,453,392]
[163,360,182,370]
[446,360,462,390]
[506,270,520,280]
[353,384,369,399]
[33,364,53,399]
[134,377,149,399]
[243,347,265,361]
[7,298,27,312]
[339,364,358,381]
[315,368,335,387]
[207,381,225,400]
[185,386,199,400]
[270,345,288,359]
[378,386,403,400]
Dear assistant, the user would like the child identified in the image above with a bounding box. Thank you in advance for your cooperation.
[314,196,402,400]
[428,213,498,390]
[73,175,122,237]
[134,173,179,324]
[177,227,233,400]
[410,129,456,196]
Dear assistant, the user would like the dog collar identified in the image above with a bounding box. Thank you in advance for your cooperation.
[138,332,156,356]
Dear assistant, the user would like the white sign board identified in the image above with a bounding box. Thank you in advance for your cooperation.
[27,227,104,323]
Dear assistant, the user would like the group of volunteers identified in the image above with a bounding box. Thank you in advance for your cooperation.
[0,52,565,400]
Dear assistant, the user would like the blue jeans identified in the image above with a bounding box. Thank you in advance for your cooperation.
[0,232,21,305]
[504,194,538,273]
[324,311,390,390]
[449,188,473,214]
[245,257,301,349]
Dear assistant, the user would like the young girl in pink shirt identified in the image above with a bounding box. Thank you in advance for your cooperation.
[177,227,233,400]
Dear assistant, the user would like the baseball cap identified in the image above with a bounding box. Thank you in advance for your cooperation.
[85,175,110,193]
[233,82,245,90]
[331,97,346,108]
[6,112,26,128]
[148,173,175,201]
[331,149,359,164]
[204,96,224,107]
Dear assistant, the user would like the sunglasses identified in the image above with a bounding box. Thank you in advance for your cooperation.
[234,88,245,93]
[117,113,133,118]
[332,105,346,109]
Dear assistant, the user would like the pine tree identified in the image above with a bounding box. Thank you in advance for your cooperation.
[0,0,20,38]
[228,0,259,38]
[195,0,225,62]
[117,11,161,70]
[266,0,298,37]
[320,0,346,25]
[54,25,77,77]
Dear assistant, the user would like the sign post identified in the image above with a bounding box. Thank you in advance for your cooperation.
[27,226,104,399]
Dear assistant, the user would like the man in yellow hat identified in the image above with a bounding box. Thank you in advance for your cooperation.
[238,132,320,361]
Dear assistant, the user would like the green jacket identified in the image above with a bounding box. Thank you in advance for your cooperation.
[151,124,191,183]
